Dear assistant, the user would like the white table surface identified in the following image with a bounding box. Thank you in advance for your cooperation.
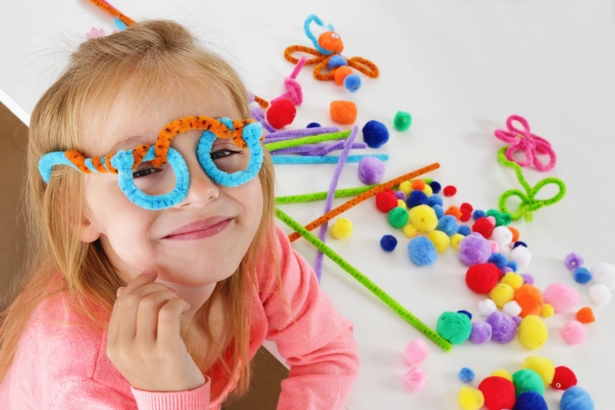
[2,1,615,408]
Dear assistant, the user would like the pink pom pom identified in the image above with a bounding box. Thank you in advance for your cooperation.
[404,339,429,366]
[542,282,580,312]
[403,366,429,392]
[561,321,586,345]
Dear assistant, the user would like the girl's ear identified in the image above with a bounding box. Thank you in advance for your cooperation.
[76,205,102,243]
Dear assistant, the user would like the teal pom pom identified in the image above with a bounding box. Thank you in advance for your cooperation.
[436,311,472,344]
[394,111,412,131]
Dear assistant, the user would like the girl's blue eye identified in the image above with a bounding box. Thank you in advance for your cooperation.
[132,167,162,178]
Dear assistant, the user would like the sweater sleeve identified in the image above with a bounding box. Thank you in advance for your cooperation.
[47,377,210,409]
[259,225,360,410]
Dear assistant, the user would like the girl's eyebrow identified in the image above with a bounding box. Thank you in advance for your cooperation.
[110,134,154,152]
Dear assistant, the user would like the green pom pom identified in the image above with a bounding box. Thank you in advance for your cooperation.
[500,212,512,226]
[436,311,472,344]
[512,369,545,395]
[388,207,409,228]
[394,111,412,131]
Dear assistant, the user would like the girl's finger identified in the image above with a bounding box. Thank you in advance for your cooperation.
[157,298,191,348]
[121,268,157,297]
[134,290,181,342]
[115,282,173,344]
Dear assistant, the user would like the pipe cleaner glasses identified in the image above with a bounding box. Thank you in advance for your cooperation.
[39,116,264,210]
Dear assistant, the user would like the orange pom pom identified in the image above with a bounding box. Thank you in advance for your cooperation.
[330,100,357,125]
[576,307,595,324]
[514,284,544,317]
[445,205,463,220]
[411,179,426,191]
[509,226,520,243]
[318,31,344,53]
[334,66,353,86]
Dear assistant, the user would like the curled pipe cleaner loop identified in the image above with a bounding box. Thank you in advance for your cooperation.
[494,114,557,172]
[497,147,566,222]
[271,57,307,106]
[304,14,334,55]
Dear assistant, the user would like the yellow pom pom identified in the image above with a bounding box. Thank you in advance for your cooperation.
[491,369,512,382]
[422,184,433,196]
[458,385,484,410]
[402,223,418,238]
[397,199,406,209]
[541,303,554,318]
[409,204,438,233]
[518,315,549,350]
[450,233,464,250]
[489,283,515,308]
[399,181,412,196]
[330,218,353,239]
[522,356,555,386]
[427,230,450,253]
[501,273,524,290]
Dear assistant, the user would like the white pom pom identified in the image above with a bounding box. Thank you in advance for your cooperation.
[502,300,522,317]
[478,299,497,317]
[491,226,513,247]
[510,246,532,269]
[589,283,611,306]
[590,262,615,290]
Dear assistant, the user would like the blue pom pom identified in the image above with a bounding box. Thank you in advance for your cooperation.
[513,240,528,248]
[458,367,475,383]
[429,181,441,194]
[432,204,444,219]
[515,391,548,410]
[427,195,443,207]
[488,253,508,270]
[506,260,518,272]
[407,190,429,209]
[306,122,321,128]
[437,215,458,236]
[344,74,362,93]
[457,310,472,320]
[472,209,486,220]
[407,236,438,266]
[561,386,594,410]
[457,225,471,236]
[327,55,347,69]
[362,120,390,148]
[380,235,398,252]
[573,267,593,284]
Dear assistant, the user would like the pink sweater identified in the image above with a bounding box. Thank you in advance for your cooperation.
[0,225,359,409]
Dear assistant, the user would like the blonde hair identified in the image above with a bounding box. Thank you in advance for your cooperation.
[0,20,277,395]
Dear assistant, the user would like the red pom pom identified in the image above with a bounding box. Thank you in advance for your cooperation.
[478,376,516,410]
[466,263,502,294]
[375,191,398,213]
[460,202,473,212]
[460,209,472,222]
[267,99,296,129]
[472,217,494,239]
[551,366,577,390]
[443,185,457,197]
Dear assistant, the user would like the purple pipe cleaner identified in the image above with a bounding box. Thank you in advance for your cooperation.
[263,126,340,143]
[251,106,276,133]
[313,141,367,156]
[314,125,358,282]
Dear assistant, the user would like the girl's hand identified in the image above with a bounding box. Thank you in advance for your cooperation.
[106,268,205,392]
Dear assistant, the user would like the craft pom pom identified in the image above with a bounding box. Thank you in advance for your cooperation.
[394,111,412,131]
[362,120,390,148]
[358,156,385,185]
[407,235,438,266]
[330,100,357,125]
[266,99,297,129]
[380,234,398,252]
[403,338,429,367]
[330,217,353,239]
[403,366,429,392]
[436,311,472,344]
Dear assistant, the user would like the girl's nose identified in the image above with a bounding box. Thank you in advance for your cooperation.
[174,137,219,208]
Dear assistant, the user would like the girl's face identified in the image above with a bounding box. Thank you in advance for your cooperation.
[80,76,263,289]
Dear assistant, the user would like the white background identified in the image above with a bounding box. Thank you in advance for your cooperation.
[2,1,614,408]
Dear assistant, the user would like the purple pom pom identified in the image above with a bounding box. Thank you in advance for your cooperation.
[521,273,535,285]
[395,190,407,201]
[469,321,492,344]
[357,156,386,185]
[458,233,492,266]
[486,311,517,343]
[564,252,584,270]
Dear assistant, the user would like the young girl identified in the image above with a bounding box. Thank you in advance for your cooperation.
[0,20,359,409]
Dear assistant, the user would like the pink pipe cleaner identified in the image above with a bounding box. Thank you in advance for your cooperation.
[271,57,307,106]
[494,115,556,172]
